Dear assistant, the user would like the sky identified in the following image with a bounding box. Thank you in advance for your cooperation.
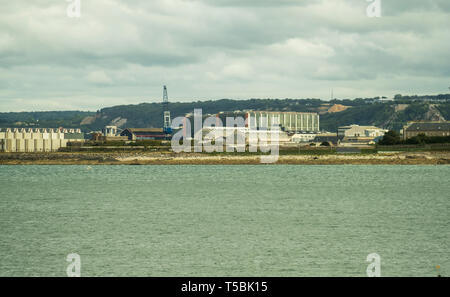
[0,0,449,111]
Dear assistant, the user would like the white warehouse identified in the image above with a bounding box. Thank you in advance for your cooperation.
[0,128,84,152]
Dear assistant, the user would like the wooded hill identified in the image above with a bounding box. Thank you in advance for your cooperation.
[1,95,449,133]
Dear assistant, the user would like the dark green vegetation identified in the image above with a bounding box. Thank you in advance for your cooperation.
[320,101,449,131]
[1,95,449,132]
[0,111,94,129]
[394,94,450,102]
[436,102,450,120]
[320,103,394,131]
[378,130,403,145]
[376,144,450,152]
[86,99,326,131]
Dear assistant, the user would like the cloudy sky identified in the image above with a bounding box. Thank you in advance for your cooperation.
[1,0,449,111]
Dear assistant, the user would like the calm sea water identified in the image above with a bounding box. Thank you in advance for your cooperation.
[0,165,448,277]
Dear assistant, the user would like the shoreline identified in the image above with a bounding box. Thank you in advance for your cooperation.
[1,151,450,165]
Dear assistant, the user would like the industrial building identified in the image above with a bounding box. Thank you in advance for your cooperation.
[195,127,291,147]
[246,111,319,132]
[193,111,319,147]
[291,133,318,143]
[337,125,387,146]
[402,121,450,140]
[0,128,84,152]
[120,128,167,141]
[91,126,128,142]
[103,126,118,136]
[338,125,387,138]
[115,86,172,142]
[217,111,320,133]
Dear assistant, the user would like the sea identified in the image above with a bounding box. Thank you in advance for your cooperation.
[0,165,448,276]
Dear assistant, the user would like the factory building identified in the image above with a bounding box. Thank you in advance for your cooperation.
[402,121,450,140]
[291,133,318,143]
[217,111,320,133]
[195,127,291,146]
[103,126,118,136]
[0,128,84,152]
[120,128,167,140]
[190,111,320,147]
[246,111,319,132]
[92,126,128,142]
[337,125,387,146]
[338,125,387,138]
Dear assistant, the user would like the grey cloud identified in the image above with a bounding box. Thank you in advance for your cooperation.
[194,0,307,7]
[0,0,449,111]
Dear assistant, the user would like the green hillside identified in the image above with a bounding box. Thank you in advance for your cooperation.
[85,99,325,131]
[320,103,395,132]
[1,95,449,133]
[0,111,95,129]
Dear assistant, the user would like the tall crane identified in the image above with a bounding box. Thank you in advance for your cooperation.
[163,85,172,134]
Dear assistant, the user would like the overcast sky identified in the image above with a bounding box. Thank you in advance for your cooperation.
[1,0,449,111]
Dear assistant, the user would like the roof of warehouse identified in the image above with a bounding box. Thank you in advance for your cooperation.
[339,125,380,129]
[405,122,450,131]
[123,128,164,133]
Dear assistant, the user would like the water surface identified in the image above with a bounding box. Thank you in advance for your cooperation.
[0,165,448,276]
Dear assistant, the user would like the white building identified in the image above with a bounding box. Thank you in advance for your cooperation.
[246,111,320,132]
[338,125,387,138]
[103,126,118,136]
[194,127,290,147]
[291,133,318,143]
[0,128,84,152]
